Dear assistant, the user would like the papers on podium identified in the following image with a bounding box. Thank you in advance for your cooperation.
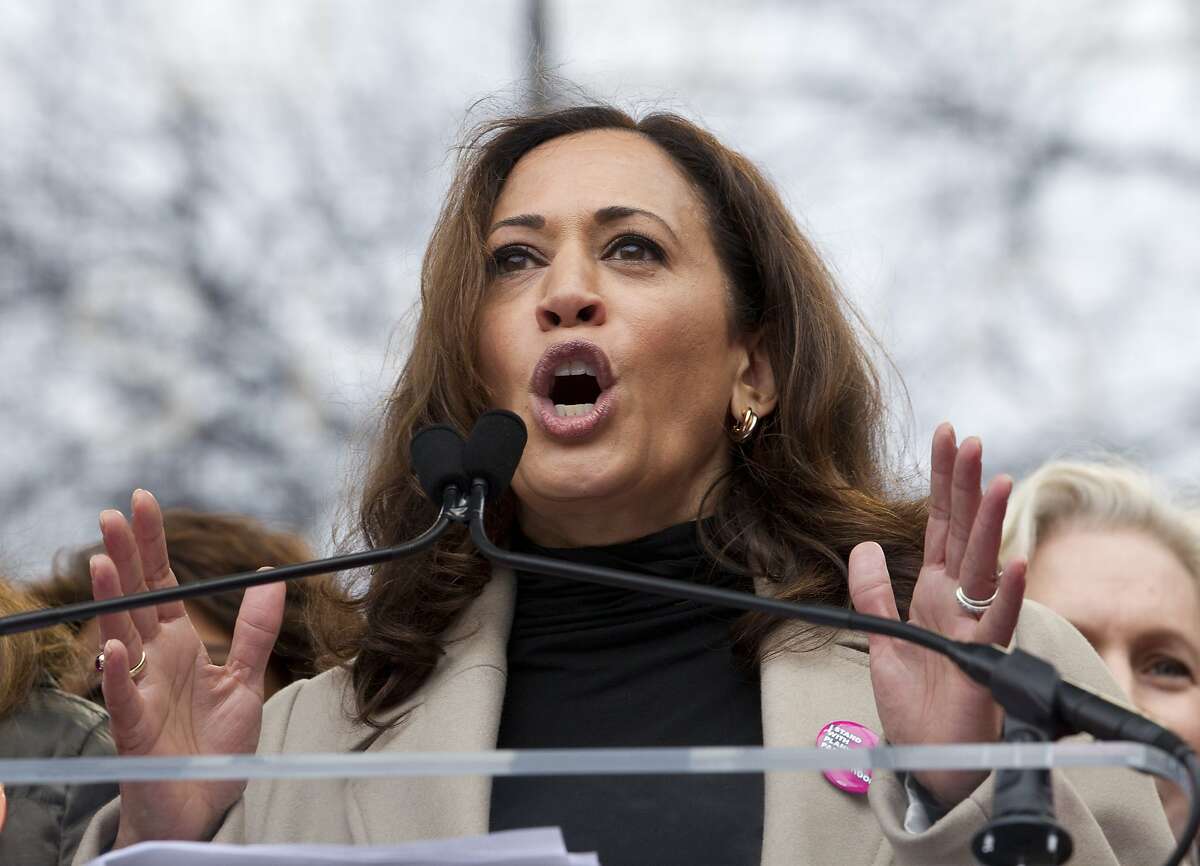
[84,827,600,866]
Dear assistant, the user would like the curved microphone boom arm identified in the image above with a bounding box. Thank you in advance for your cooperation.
[0,424,475,639]
[0,491,458,639]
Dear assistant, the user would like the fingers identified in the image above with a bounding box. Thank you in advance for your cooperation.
[98,638,148,750]
[90,554,145,663]
[945,437,983,578]
[923,423,957,567]
[977,558,1027,648]
[849,542,904,665]
[130,489,186,622]
[98,510,160,640]
[848,542,900,622]
[226,580,286,693]
[958,474,1013,601]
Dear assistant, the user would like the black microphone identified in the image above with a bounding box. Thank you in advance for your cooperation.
[0,424,468,639]
[462,409,527,500]
[460,411,1200,866]
[411,424,469,506]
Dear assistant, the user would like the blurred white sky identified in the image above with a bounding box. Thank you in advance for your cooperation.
[1,0,1198,577]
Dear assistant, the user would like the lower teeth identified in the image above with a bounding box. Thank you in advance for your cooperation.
[554,403,595,418]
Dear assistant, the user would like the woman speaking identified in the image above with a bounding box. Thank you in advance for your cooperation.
[74,106,1172,865]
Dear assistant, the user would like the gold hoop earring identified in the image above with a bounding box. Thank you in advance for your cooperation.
[730,407,758,443]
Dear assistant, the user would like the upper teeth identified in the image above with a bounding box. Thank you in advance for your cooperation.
[553,360,597,377]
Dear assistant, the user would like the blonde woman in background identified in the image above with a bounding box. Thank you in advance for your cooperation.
[1002,460,1200,845]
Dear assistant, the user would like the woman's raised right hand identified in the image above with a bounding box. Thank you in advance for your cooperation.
[91,489,285,847]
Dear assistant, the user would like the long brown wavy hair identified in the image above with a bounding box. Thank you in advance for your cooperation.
[316,105,928,726]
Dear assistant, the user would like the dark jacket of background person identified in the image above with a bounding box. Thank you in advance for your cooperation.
[0,578,117,866]
[33,507,356,700]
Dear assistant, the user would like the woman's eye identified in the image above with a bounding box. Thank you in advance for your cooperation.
[1144,656,1194,682]
[605,235,664,263]
[491,247,540,275]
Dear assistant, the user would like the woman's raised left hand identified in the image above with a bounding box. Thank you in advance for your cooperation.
[847,422,1026,807]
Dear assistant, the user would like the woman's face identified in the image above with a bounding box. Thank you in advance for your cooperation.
[1024,524,1200,835]
[476,129,770,546]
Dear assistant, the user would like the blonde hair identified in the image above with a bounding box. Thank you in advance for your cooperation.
[1000,459,1200,581]
[0,578,81,719]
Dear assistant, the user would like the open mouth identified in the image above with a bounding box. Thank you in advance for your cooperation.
[529,340,617,438]
[549,360,603,416]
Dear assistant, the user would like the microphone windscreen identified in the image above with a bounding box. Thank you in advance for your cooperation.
[410,424,466,504]
[463,410,528,499]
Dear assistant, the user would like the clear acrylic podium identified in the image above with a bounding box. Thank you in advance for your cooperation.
[2,743,1188,865]
[0,741,1187,787]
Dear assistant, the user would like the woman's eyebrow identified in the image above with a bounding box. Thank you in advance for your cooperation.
[593,205,679,243]
[1139,628,1200,655]
[488,213,545,235]
[487,207,680,242]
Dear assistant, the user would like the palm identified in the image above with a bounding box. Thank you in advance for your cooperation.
[871,561,996,737]
[848,425,1026,806]
[91,491,285,846]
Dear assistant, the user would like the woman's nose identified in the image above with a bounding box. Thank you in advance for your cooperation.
[1098,649,1137,701]
[536,257,607,331]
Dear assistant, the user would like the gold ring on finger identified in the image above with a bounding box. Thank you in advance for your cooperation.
[94,648,148,679]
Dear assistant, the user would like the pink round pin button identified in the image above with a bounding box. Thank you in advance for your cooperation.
[816,719,879,794]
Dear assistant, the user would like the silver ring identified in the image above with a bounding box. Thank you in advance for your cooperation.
[955,584,998,617]
[95,648,148,679]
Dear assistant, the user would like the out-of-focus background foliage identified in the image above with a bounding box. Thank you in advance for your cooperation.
[3,0,1198,577]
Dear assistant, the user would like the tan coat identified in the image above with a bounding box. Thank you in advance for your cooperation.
[77,569,1175,865]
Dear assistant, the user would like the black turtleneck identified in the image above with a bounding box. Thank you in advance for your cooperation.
[488,521,764,865]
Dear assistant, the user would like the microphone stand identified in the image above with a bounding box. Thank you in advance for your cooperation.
[970,613,1075,866]
[972,715,1071,866]
[0,488,461,638]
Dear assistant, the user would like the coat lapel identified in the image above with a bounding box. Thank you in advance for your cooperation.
[347,568,515,845]
[758,611,886,866]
